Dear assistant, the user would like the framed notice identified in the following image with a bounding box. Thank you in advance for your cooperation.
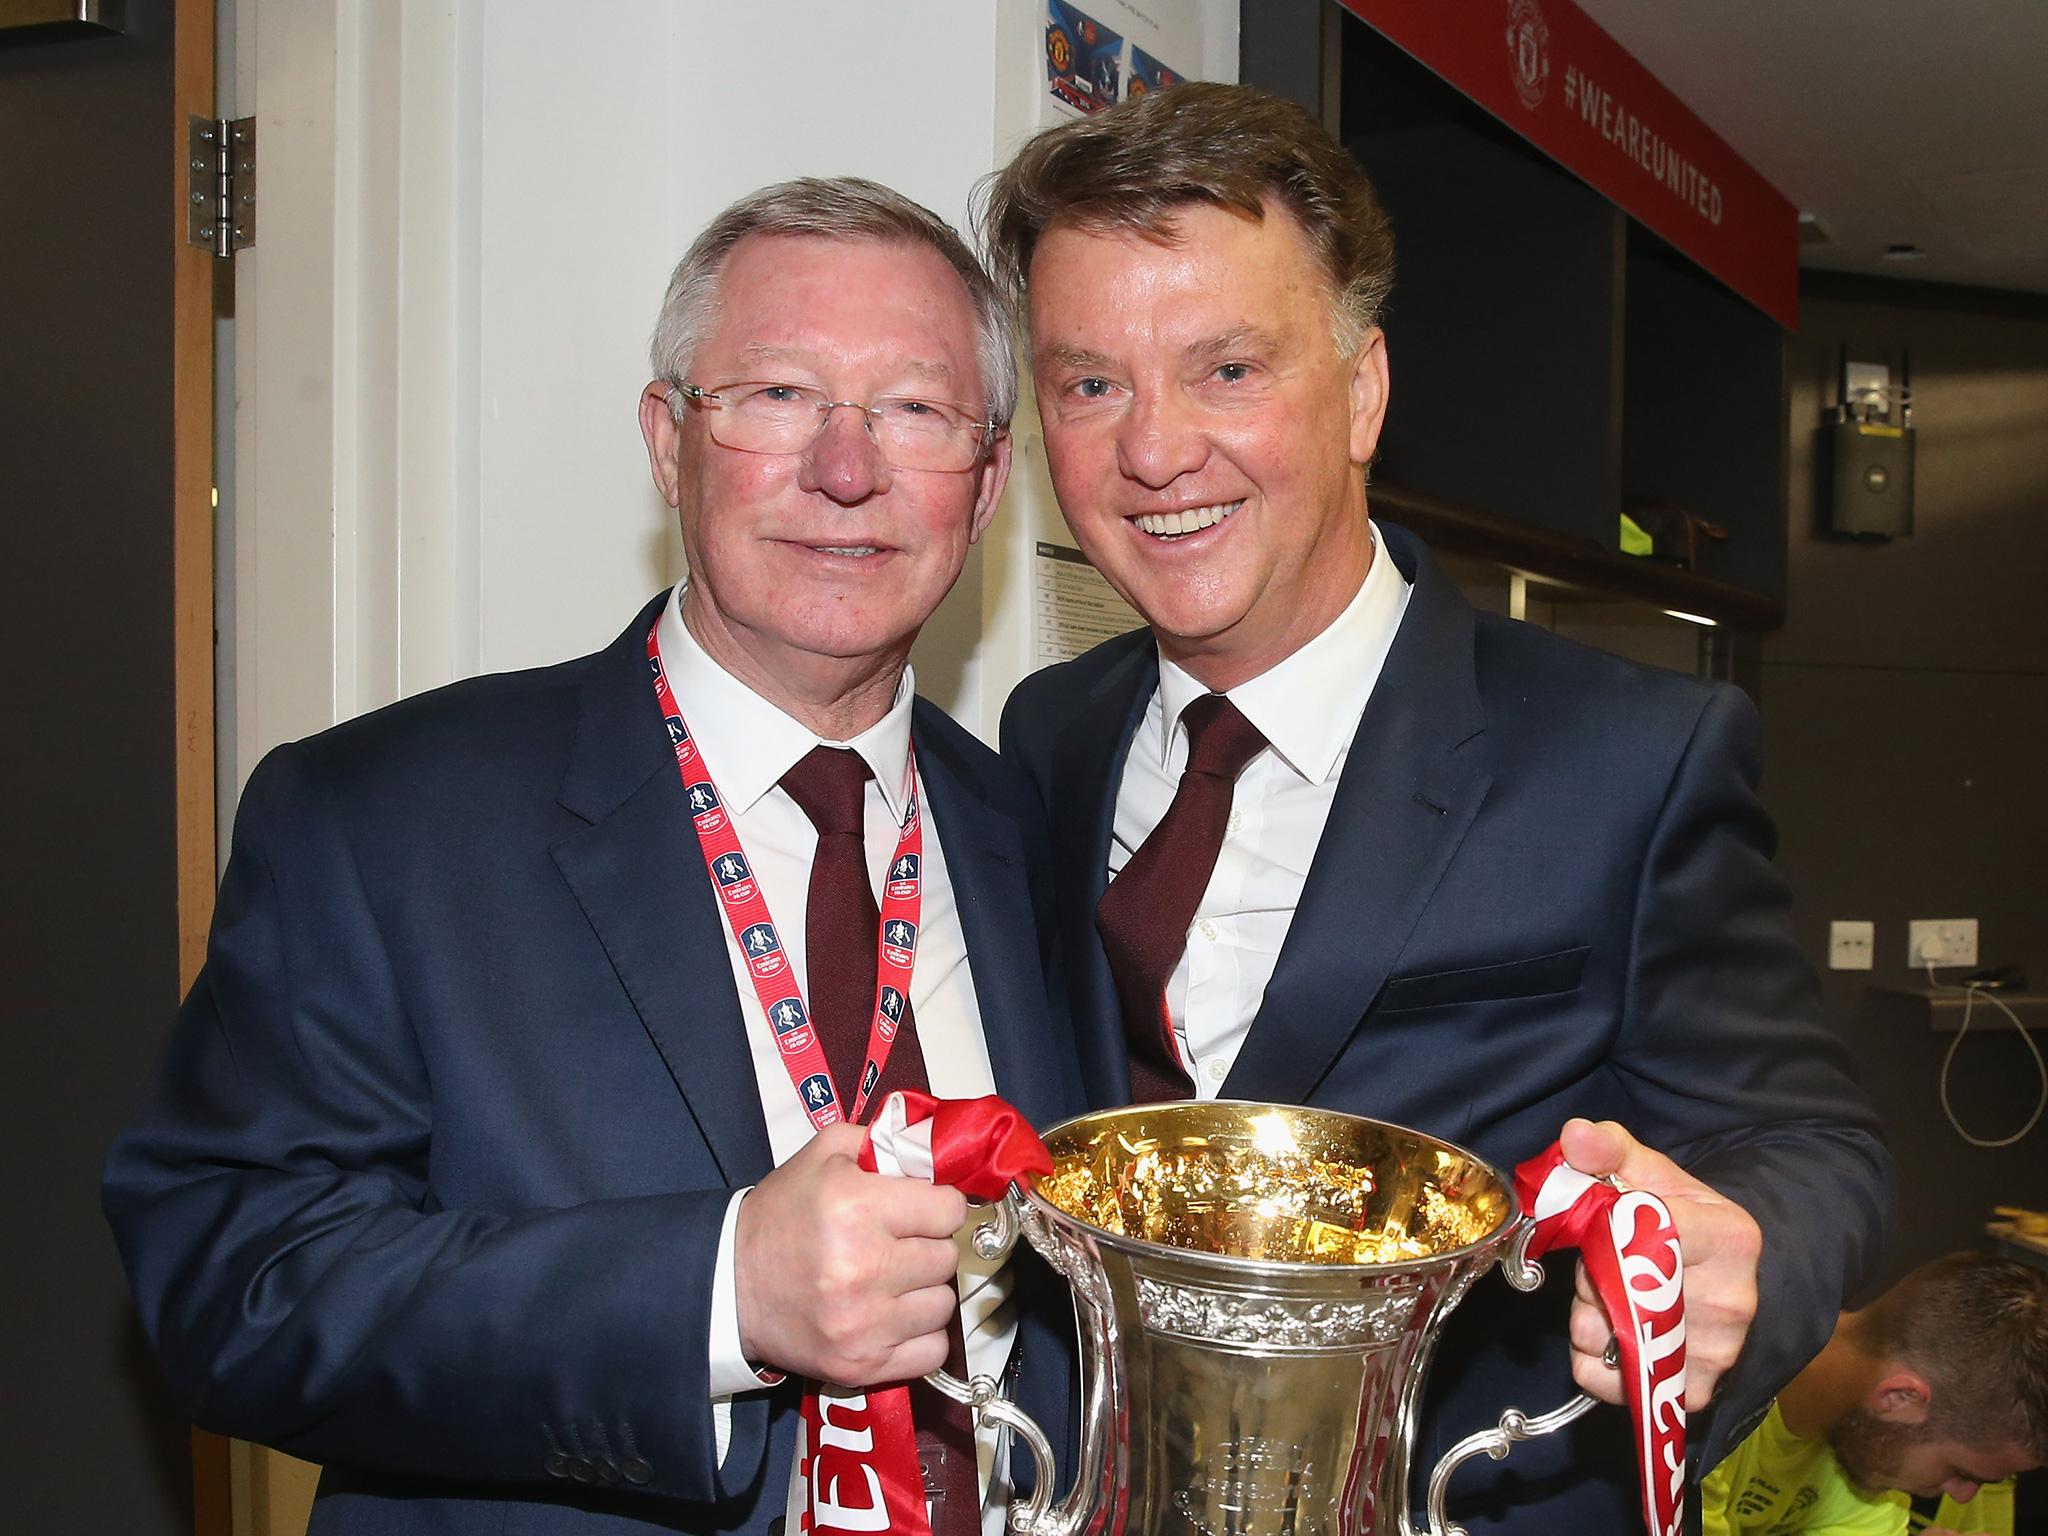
[1033,541,1141,665]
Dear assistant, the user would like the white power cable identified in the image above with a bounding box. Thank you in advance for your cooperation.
[1925,959,2047,1149]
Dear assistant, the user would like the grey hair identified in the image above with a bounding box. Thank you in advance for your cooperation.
[649,176,1017,426]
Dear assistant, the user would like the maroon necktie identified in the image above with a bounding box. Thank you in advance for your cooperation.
[1096,695,1268,1101]
[779,745,978,1536]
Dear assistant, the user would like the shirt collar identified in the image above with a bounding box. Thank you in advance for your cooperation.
[1154,521,1412,785]
[656,583,918,822]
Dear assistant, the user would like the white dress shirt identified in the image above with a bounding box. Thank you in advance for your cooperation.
[657,588,1016,1528]
[1107,524,1413,1094]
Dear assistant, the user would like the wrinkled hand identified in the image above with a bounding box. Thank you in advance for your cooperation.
[1560,1118,1761,1412]
[734,1122,968,1386]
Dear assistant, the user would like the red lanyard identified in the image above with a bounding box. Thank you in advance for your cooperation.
[648,623,924,1129]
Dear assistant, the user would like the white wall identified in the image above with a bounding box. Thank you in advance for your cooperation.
[232,0,1237,777]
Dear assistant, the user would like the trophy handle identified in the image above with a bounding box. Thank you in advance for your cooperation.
[922,1185,1070,1536]
[1423,1393,1599,1536]
[968,1184,1024,1266]
[1415,1221,1605,1536]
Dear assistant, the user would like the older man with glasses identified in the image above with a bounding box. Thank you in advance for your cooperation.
[105,177,1082,1536]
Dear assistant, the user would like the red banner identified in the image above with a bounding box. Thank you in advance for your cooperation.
[1336,0,1797,329]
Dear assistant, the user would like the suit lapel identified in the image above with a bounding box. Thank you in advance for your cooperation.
[1047,641,1158,1108]
[913,704,1064,1133]
[549,599,776,1187]
[1223,528,1494,1106]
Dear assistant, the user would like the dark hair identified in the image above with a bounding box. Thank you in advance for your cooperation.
[650,177,1015,425]
[1860,1252,2048,1457]
[977,81,1393,356]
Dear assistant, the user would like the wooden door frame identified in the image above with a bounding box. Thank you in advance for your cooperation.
[173,0,224,1529]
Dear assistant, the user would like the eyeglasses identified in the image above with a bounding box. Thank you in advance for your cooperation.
[669,380,1000,473]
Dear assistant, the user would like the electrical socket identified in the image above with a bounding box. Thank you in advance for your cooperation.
[1828,920,1875,970]
[1908,918,1978,969]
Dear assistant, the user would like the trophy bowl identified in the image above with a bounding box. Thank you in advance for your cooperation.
[940,1101,1606,1536]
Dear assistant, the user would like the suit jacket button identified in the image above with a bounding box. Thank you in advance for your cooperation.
[569,1456,596,1483]
[543,1452,570,1479]
[620,1454,653,1485]
[593,1455,621,1486]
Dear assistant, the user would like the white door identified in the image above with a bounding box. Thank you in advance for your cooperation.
[220,2,1234,1529]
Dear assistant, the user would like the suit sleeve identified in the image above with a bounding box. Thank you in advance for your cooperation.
[101,743,771,1502]
[1612,684,1893,1473]
[997,676,1056,816]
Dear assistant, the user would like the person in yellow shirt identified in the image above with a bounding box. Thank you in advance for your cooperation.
[1704,1252,2045,1535]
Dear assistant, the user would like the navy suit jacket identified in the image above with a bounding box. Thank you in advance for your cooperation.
[105,596,1084,1535]
[1000,524,1890,1533]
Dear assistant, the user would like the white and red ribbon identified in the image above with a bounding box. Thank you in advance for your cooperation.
[796,1094,1051,1536]
[859,1091,1052,1196]
[1514,1144,1688,1536]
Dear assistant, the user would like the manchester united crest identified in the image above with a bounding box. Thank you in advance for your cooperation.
[1506,0,1550,110]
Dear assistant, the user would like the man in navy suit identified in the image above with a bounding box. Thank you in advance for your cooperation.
[105,178,1079,1534]
[983,83,1890,1530]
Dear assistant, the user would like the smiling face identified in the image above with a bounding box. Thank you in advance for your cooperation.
[1027,200,1389,690]
[639,232,1008,721]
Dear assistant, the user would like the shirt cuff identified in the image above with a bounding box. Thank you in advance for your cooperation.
[708,1187,786,1399]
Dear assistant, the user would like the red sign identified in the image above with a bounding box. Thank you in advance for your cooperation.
[1336,0,1797,329]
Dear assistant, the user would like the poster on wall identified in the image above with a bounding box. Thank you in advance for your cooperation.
[1040,0,1200,123]
[1044,1,1124,115]
[1127,44,1185,97]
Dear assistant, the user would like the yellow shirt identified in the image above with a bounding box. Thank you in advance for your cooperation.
[1906,1479,2014,1534]
[1704,1405,2017,1536]
[1702,1402,1906,1536]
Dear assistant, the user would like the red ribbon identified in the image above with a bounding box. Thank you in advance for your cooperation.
[796,1094,1051,1536]
[1514,1144,1688,1536]
[857,1091,1053,1196]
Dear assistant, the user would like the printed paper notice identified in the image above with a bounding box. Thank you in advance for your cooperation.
[1035,541,1141,665]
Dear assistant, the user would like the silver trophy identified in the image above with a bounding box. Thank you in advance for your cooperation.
[930,1101,1605,1536]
